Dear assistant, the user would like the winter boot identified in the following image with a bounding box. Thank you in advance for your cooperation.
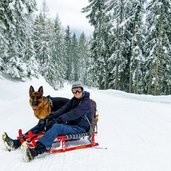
[2,132,21,151]
[25,142,46,161]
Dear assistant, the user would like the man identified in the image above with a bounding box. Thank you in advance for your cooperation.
[3,83,92,161]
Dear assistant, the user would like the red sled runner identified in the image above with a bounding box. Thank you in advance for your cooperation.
[18,129,99,153]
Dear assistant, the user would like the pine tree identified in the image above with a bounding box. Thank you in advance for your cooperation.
[0,0,11,73]
[144,0,171,95]
[106,0,127,90]
[46,16,66,89]
[22,4,39,78]
[70,33,79,81]
[0,0,37,80]
[83,0,112,89]
[127,0,145,93]
[33,14,44,65]
[64,26,72,81]
[33,1,51,77]
[78,32,92,85]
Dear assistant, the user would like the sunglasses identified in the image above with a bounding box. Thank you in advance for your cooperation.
[72,88,82,94]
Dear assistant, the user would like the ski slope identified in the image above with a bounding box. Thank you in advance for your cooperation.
[0,76,171,171]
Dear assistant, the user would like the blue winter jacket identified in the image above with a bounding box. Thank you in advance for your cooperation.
[51,91,92,132]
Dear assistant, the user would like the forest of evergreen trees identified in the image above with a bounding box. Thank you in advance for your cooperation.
[0,0,171,95]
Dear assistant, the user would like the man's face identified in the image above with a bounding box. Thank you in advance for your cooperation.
[72,87,83,99]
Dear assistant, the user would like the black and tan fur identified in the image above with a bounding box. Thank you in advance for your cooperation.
[29,86,69,119]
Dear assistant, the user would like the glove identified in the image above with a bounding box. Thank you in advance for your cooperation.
[44,120,55,130]
[45,118,62,130]
[37,119,46,130]
[56,117,62,124]
[45,113,54,121]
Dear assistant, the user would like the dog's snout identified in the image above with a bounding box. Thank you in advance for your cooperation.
[32,101,39,106]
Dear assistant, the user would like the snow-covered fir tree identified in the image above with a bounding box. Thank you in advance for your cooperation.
[125,0,145,94]
[45,16,66,89]
[70,33,79,81]
[21,5,39,78]
[144,0,171,95]
[0,0,37,80]
[64,26,72,81]
[105,0,126,90]
[83,0,113,89]
[78,32,93,86]
[33,1,51,77]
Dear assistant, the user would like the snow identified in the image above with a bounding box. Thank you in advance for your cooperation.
[1,76,171,171]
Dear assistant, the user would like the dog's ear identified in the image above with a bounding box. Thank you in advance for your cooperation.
[38,86,43,96]
[29,86,34,96]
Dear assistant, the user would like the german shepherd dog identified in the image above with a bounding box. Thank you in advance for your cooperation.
[29,86,69,119]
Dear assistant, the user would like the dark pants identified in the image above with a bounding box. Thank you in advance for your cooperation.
[27,124,86,149]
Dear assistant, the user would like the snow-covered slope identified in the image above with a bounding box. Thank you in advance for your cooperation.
[1,76,171,171]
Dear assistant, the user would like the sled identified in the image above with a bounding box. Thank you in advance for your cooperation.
[17,129,99,153]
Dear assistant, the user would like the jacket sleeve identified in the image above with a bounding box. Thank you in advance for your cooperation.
[59,99,91,122]
[52,100,72,118]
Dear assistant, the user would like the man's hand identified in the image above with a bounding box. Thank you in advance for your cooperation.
[37,119,46,130]
[45,113,54,121]
[45,118,62,130]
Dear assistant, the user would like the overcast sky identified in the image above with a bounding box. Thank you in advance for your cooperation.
[35,0,93,36]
